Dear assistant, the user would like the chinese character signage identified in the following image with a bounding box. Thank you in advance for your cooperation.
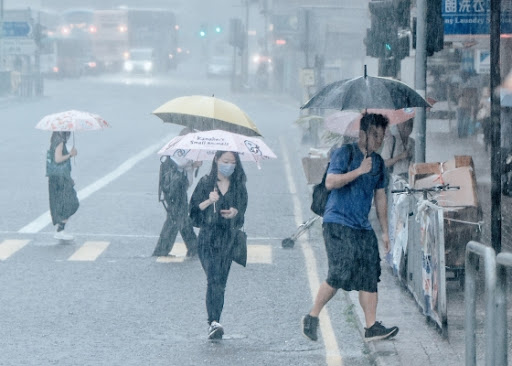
[443,0,512,34]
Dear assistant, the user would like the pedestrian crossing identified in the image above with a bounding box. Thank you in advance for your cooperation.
[0,239,274,264]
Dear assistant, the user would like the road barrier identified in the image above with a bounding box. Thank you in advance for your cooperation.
[389,182,449,330]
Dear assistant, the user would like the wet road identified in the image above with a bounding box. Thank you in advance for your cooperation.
[0,64,375,365]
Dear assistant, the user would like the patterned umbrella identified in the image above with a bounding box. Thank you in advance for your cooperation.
[158,129,276,168]
[35,110,110,131]
[325,108,416,137]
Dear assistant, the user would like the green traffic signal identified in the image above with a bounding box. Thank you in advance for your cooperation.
[199,30,206,37]
[215,26,221,33]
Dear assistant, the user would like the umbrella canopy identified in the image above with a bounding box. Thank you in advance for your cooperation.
[325,108,416,137]
[35,110,110,131]
[152,95,262,137]
[158,129,276,167]
[301,75,430,110]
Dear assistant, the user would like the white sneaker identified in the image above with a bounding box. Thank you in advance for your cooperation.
[54,230,74,241]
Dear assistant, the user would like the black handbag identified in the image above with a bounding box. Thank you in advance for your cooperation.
[232,229,247,267]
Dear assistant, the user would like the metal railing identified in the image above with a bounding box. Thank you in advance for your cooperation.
[495,252,512,366]
[464,241,497,366]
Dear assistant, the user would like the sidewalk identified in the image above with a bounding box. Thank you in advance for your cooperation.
[347,119,512,366]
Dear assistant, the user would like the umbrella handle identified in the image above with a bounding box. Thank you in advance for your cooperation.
[213,187,218,213]
[72,131,76,165]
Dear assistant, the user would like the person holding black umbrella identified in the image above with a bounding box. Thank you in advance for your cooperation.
[302,114,399,342]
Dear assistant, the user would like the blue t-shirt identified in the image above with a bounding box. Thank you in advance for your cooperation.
[323,143,388,230]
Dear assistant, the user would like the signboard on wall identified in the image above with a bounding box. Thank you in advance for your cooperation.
[475,49,490,73]
[442,0,512,35]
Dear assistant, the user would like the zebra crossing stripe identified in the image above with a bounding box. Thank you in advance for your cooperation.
[0,239,30,260]
[155,243,274,264]
[68,241,109,261]
[156,242,187,263]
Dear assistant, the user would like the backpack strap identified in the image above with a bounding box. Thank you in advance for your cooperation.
[322,143,355,187]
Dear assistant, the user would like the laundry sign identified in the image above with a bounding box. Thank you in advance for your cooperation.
[443,0,512,35]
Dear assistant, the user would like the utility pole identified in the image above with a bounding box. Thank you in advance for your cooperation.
[241,0,250,89]
[414,0,427,163]
[490,0,502,253]
[0,0,4,70]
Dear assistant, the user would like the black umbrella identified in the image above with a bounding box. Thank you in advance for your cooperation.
[301,67,430,110]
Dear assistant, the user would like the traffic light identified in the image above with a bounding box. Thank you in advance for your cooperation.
[365,1,397,58]
[365,0,411,60]
[199,23,207,37]
[215,26,222,33]
[229,18,244,48]
[33,23,46,47]
[412,0,443,56]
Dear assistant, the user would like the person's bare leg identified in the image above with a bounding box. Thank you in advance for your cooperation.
[310,281,337,317]
[359,291,378,327]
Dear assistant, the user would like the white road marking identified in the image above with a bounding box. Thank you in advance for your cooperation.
[0,239,29,260]
[68,241,109,261]
[156,242,187,263]
[280,138,343,366]
[156,242,274,264]
[17,134,175,234]
[247,244,272,264]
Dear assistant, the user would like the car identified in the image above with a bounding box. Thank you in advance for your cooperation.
[123,48,155,74]
[206,56,232,78]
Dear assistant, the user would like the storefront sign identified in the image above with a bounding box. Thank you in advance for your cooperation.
[443,0,512,35]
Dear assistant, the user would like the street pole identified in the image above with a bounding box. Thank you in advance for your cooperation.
[241,0,250,88]
[490,0,502,253]
[414,0,427,163]
[0,0,3,70]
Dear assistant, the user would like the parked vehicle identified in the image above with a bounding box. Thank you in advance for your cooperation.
[206,56,232,78]
[123,48,154,74]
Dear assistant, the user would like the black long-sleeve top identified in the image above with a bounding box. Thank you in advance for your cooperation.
[189,174,248,231]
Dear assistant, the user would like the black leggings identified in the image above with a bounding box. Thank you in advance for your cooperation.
[197,227,233,324]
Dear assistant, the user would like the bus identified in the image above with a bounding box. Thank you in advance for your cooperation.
[92,8,179,72]
[52,9,99,77]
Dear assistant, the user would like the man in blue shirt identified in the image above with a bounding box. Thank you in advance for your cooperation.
[302,114,399,342]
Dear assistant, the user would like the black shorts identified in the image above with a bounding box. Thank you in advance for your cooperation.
[322,222,381,293]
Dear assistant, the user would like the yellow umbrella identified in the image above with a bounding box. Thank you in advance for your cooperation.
[152,95,262,136]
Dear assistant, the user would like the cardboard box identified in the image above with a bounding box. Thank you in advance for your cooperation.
[409,155,481,268]
[302,156,329,185]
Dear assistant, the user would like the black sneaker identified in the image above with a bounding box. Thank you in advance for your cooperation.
[302,314,319,341]
[364,321,399,341]
[208,321,224,340]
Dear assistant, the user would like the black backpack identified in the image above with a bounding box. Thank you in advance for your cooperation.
[158,157,187,212]
[311,144,354,216]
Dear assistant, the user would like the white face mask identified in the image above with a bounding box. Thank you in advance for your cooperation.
[218,162,236,177]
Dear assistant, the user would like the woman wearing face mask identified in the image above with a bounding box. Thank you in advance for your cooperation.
[189,150,248,340]
[47,131,79,241]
